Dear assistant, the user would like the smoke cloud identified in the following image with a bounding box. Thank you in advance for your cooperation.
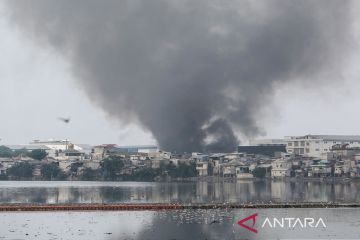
[5,0,354,152]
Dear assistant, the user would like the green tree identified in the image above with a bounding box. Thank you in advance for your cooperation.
[130,168,158,181]
[80,168,99,181]
[13,148,29,157]
[163,162,177,177]
[101,156,124,180]
[0,174,7,180]
[176,162,197,178]
[28,149,47,160]
[41,163,66,180]
[7,162,34,179]
[0,146,13,158]
[70,162,83,173]
[161,162,197,178]
[252,167,266,178]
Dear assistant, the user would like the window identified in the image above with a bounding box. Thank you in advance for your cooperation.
[288,142,292,146]
[301,141,305,147]
[315,149,319,151]
[306,148,310,153]
[294,142,299,147]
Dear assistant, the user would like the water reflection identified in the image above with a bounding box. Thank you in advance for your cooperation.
[1,209,360,239]
[0,180,359,204]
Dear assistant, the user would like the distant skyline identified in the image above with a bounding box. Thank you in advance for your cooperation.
[1,2,360,147]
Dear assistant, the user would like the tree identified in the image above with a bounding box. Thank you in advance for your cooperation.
[101,156,124,180]
[41,163,66,180]
[252,167,266,178]
[177,162,197,178]
[81,168,99,181]
[13,148,29,157]
[0,146,13,158]
[0,174,7,180]
[70,162,83,173]
[7,162,33,179]
[28,149,47,160]
[160,162,197,178]
[130,168,158,181]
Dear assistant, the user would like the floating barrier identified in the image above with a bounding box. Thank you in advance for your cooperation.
[0,202,359,212]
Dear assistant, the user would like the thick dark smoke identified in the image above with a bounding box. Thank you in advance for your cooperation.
[5,0,354,152]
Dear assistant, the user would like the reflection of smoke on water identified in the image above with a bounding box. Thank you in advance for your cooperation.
[1,209,359,240]
[127,209,242,240]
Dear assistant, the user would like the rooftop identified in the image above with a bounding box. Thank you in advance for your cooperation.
[6,145,51,150]
[285,135,360,141]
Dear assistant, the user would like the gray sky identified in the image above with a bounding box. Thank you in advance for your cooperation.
[1,1,360,147]
[0,3,153,145]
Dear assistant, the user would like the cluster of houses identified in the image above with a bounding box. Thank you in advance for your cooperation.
[193,150,360,179]
[1,134,360,180]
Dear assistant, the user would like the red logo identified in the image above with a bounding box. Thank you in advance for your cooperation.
[237,213,258,234]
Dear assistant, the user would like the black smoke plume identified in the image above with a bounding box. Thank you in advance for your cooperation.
[5,0,354,152]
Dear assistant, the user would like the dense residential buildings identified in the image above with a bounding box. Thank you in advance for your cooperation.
[2,134,360,180]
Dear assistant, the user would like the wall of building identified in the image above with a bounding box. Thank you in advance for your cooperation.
[285,135,360,158]
[237,145,286,157]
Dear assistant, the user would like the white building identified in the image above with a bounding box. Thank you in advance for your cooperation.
[83,160,101,170]
[117,145,158,153]
[196,162,208,176]
[249,139,286,146]
[0,158,15,175]
[236,165,253,179]
[148,150,171,160]
[285,135,360,158]
[56,149,84,161]
[271,159,292,178]
[28,140,93,158]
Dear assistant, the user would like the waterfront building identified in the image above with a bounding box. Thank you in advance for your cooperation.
[285,135,360,158]
[308,159,332,177]
[271,159,292,178]
[236,165,253,179]
[196,161,209,176]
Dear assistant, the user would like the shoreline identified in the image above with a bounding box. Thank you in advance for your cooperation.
[1,176,360,183]
[0,202,360,212]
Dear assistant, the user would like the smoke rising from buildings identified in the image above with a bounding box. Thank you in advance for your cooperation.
[5,0,355,152]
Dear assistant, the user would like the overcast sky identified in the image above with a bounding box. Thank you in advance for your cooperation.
[1,1,360,147]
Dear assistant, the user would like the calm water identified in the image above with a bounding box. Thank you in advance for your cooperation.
[0,180,359,204]
[1,208,360,239]
[1,181,360,239]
